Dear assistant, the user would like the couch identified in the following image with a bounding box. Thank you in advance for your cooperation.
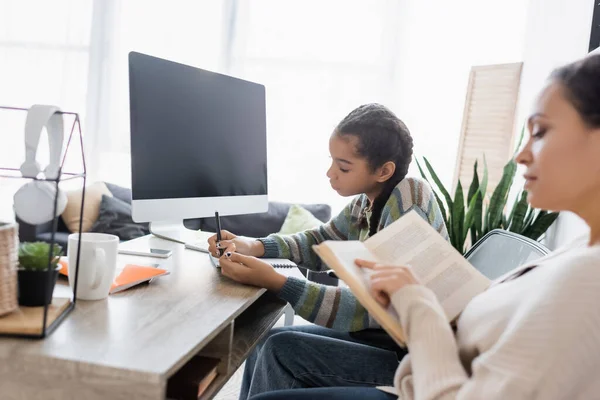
[16,182,338,285]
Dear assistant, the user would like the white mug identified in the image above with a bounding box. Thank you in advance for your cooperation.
[67,233,119,300]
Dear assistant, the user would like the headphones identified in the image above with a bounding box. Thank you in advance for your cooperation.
[13,105,68,225]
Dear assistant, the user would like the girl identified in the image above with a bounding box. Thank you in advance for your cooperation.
[249,53,600,400]
[208,103,448,398]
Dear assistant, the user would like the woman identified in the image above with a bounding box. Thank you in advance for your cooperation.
[249,53,600,399]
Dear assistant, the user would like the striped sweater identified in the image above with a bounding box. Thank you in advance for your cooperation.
[258,177,449,331]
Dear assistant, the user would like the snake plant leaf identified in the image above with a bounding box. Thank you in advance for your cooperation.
[523,206,536,231]
[508,191,529,234]
[488,159,517,229]
[464,190,481,244]
[524,211,560,240]
[452,180,465,252]
[470,191,483,245]
[417,158,448,224]
[467,160,480,204]
[423,157,453,210]
[480,154,489,199]
[433,190,448,225]
[416,158,429,183]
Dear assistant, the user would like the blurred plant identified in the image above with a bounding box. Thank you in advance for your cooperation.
[417,140,559,254]
[18,242,62,271]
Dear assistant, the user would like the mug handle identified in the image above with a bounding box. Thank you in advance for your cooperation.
[90,248,106,290]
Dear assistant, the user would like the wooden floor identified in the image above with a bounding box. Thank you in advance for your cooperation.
[214,364,245,400]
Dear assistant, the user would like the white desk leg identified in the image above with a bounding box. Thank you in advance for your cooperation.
[283,303,294,326]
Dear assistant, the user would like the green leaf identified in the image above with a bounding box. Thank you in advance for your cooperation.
[502,214,509,229]
[479,154,489,199]
[415,158,429,182]
[464,190,481,245]
[18,242,62,271]
[432,191,448,226]
[423,157,453,211]
[508,191,529,234]
[472,191,483,243]
[524,212,560,240]
[483,205,490,234]
[506,193,518,228]
[522,207,536,232]
[452,181,465,253]
[523,210,547,237]
[417,157,448,226]
[488,159,517,229]
[467,160,480,204]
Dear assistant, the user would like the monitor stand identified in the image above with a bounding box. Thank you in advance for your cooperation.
[149,221,212,252]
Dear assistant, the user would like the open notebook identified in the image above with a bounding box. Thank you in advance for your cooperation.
[209,254,297,269]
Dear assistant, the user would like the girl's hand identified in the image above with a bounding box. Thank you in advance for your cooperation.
[355,259,421,307]
[207,230,265,258]
[219,252,287,291]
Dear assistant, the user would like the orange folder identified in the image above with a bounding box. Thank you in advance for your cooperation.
[58,259,169,294]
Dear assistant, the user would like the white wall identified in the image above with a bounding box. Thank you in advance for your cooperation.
[391,0,594,249]
[391,0,529,187]
[516,0,595,248]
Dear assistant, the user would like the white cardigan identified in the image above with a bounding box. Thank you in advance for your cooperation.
[389,242,600,399]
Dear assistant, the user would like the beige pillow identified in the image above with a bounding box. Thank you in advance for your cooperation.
[61,182,113,232]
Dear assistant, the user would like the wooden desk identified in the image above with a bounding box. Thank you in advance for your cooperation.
[0,235,302,400]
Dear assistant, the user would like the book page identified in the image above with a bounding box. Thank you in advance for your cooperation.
[312,242,406,345]
[314,241,378,292]
[365,210,490,320]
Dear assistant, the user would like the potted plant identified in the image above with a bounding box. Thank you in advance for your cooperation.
[416,129,560,256]
[17,242,63,307]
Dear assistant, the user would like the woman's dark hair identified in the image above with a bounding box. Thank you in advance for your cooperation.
[335,103,413,236]
[551,54,600,128]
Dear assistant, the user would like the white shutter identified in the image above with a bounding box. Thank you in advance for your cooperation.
[453,63,523,198]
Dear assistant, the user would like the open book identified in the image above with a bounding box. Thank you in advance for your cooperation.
[312,210,490,346]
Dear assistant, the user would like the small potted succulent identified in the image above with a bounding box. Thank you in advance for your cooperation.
[17,242,63,307]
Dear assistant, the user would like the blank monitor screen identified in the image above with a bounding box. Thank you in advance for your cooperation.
[129,52,267,204]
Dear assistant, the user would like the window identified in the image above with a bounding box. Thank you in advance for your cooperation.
[229,0,400,212]
[95,0,227,187]
[0,0,93,169]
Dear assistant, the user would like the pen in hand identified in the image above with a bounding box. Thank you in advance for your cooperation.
[215,211,223,257]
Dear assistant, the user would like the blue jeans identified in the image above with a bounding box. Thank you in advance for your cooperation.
[249,387,397,400]
[240,325,405,399]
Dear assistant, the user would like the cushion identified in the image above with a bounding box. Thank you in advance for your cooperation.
[37,231,70,251]
[278,205,323,234]
[104,182,132,205]
[91,195,149,241]
[61,182,113,232]
[199,202,331,238]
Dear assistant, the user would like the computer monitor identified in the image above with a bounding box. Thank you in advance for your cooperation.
[128,52,268,243]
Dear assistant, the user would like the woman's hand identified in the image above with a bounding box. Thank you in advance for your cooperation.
[355,259,421,307]
[219,251,287,291]
[207,230,265,258]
